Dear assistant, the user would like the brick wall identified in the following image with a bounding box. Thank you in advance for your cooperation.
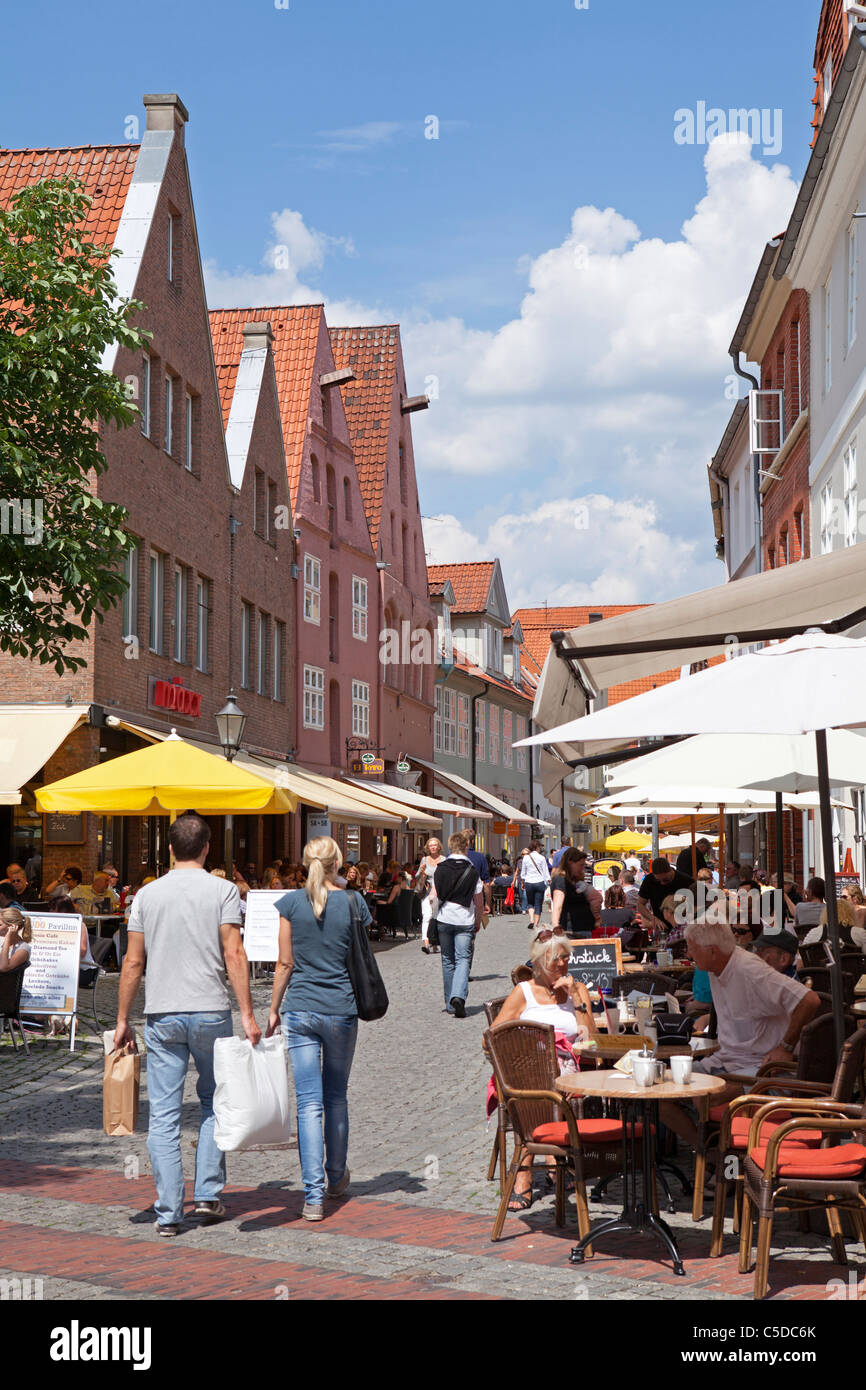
[761,288,812,569]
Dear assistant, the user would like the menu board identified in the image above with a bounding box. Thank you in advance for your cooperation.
[44,813,85,845]
[242,890,284,962]
[567,937,623,993]
[19,913,82,1015]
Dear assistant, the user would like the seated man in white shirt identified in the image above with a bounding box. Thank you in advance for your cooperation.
[659,914,820,1148]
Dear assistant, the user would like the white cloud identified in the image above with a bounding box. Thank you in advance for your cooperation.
[316,121,404,152]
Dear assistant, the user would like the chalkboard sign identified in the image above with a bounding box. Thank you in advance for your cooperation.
[567,938,623,993]
[835,873,860,899]
[44,813,85,845]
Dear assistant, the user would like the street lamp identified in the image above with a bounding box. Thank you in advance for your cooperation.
[216,691,247,762]
[215,691,246,875]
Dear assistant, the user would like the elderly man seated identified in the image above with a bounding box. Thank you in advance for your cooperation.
[752,927,799,978]
[69,872,114,915]
[659,914,820,1148]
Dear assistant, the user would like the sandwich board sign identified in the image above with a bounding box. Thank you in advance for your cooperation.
[19,913,82,1051]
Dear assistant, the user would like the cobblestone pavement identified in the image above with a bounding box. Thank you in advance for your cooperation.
[0,910,862,1300]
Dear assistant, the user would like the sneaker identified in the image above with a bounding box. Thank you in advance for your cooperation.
[421,944,431,954]
[193,1199,225,1224]
[450,996,466,1018]
[326,1167,350,1199]
[302,1203,324,1222]
[156,1222,180,1238]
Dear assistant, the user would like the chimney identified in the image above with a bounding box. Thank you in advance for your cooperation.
[242,321,274,353]
[142,94,189,143]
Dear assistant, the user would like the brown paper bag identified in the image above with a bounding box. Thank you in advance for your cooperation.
[103,1045,140,1136]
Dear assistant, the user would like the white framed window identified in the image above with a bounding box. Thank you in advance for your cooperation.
[304,555,321,624]
[240,602,253,689]
[140,356,151,437]
[792,319,802,417]
[488,703,500,764]
[273,621,284,701]
[516,716,527,773]
[844,441,858,548]
[438,606,453,665]
[457,694,470,758]
[475,699,486,760]
[441,687,457,755]
[352,576,368,639]
[148,550,165,654]
[848,221,858,350]
[824,275,833,394]
[257,612,268,694]
[303,665,325,729]
[434,684,443,752]
[490,626,503,673]
[173,565,188,663]
[122,541,138,639]
[164,375,173,455]
[502,709,513,767]
[184,393,193,471]
[195,577,210,673]
[352,680,370,737]
[820,482,835,555]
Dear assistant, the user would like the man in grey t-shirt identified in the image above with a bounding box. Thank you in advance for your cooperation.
[114,813,261,1237]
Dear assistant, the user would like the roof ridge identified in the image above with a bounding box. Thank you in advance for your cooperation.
[208,303,325,319]
[0,143,138,155]
[329,323,400,332]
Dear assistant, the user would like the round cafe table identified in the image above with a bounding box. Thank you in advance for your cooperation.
[556,1068,727,1276]
[853,999,866,1016]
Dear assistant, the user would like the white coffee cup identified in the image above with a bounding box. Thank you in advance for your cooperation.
[632,1055,656,1087]
[670,1054,693,1085]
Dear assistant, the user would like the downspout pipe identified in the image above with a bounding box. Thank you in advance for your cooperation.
[471,679,491,847]
[730,352,761,576]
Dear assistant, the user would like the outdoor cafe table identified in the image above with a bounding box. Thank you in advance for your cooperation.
[854,1000,866,1016]
[556,1068,726,1276]
[83,914,125,939]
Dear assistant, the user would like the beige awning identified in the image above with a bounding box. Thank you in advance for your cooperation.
[344,778,493,820]
[284,768,439,830]
[409,756,555,827]
[0,704,90,805]
[533,545,866,728]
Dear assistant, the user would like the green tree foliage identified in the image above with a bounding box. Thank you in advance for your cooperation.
[0,177,148,672]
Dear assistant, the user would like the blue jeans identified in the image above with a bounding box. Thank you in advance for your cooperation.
[144,1010,234,1226]
[437,922,474,1010]
[281,1011,358,1206]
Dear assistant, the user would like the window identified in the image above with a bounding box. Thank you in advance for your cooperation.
[793,509,803,561]
[516,716,527,773]
[767,546,775,570]
[173,565,188,662]
[343,476,352,521]
[195,577,210,672]
[240,602,253,689]
[457,693,470,758]
[140,356,151,437]
[488,703,500,764]
[184,393,193,471]
[164,375,173,455]
[434,685,442,752]
[490,626,503,673]
[272,621,284,701]
[311,457,321,503]
[439,688,457,754]
[352,680,370,737]
[257,612,268,694]
[820,483,835,555]
[475,699,486,760]
[844,441,858,548]
[122,542,138,638]
[791,320,801,418]
[303,665,325,729]
[304,555,321,624]
[167,213,176,281]
[848,221,858,349]
[824,275,833,393]
[326,465,337,546]
[148,551,165,653]
[267,480,277,542]
[351,577,368,640]
[779,529,789,566]
[502,709,513,767]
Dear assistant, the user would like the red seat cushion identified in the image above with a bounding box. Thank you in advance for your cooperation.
[748,1143,866,1179]
[532,1119,643,1145]
[730,1115,822,1149]
[708,1104,728,1122]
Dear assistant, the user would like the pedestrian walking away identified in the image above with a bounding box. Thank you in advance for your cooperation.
[113,813,261,1238]
[266,837,370,1220]
[519,840,551,930]
[433,830,483,1017]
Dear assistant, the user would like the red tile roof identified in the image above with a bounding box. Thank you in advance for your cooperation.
[328,325,400,551]
[0,145,138,247]
[451,648,532,704]
[209,305,324,502]
[428,562,496,613]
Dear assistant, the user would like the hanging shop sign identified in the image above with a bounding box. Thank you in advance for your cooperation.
[350,758,385,776]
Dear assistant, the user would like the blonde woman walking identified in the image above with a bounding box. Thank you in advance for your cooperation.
[266,837,373,1222]
[416,836,445,954]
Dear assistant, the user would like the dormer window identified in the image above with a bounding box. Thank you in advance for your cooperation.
[513,646,521,684]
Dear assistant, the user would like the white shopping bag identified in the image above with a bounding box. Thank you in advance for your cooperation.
[213,1035,292,1152]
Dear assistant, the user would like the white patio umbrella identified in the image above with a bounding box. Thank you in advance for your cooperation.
[515,631,866,1048]
[606,730,866,793]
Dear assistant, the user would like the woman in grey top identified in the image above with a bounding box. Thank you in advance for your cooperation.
[266,837,373,1222]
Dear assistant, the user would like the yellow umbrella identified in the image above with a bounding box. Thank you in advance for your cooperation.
[592,830,652,853]
[36,733,300,815]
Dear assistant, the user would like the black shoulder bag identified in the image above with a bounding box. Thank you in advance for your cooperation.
[429,861,477,947]
[346,889,389,1022]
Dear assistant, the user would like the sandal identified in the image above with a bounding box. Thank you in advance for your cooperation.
[507,1190,533,1212]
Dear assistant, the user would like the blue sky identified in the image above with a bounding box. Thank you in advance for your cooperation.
[3,0,823,608]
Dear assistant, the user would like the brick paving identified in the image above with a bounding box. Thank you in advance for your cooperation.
[0,909,863,1301]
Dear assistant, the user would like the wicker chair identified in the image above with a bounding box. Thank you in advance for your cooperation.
[738,1092,866,1298]
[797,966,857,1007]
[483,997,511,1191]
[484,1020,625,1243]
[0,963,31,1055]
[701,1015,862,1234]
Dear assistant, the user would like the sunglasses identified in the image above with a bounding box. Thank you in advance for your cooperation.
[535,927,567,942]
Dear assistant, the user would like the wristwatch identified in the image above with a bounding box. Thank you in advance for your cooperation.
[780,1039,795,1053]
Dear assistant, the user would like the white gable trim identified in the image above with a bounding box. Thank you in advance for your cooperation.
[100,131,173,372]
[224,347,267,490]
